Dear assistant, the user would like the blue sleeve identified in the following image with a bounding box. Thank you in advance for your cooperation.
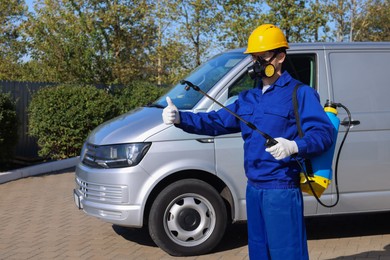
[294,86,334,157]
[177,102,241,136]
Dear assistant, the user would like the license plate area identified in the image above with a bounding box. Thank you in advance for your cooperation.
[74,189,83,210]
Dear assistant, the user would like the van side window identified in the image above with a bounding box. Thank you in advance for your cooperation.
[283,54,317,89]
[228,73,255,98]
[228,54,317,99]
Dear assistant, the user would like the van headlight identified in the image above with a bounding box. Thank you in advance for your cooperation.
[81,142,151,168]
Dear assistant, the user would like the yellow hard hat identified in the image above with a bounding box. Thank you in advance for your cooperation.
[244,24,289,54]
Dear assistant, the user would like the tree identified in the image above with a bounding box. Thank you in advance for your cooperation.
[28,84,121,159]
[23,0,157,85]
[353,0,390,41]
[325,0,352,42]
[173,0,221,68]
[146,0,189,86]
[0,92,18,163]
[264,0,329,43]
[325,0,389,42]
[216,0,263,50]
[6,0,389,86]
[0,0,28,80]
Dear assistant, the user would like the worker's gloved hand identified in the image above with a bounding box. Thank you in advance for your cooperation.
[265,137,298,160]
[162,97,180,125]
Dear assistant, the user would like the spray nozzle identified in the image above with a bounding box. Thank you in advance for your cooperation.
[324,100,337,109]
[325,100,347,109]
[181,80,200,91]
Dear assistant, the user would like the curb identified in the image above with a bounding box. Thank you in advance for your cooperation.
[0,157,79,184]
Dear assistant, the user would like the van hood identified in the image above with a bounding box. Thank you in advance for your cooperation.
[87,107,168,145]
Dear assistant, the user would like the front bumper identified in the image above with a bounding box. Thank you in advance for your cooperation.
[73,163,150,227]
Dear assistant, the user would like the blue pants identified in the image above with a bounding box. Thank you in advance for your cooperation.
[246,184,309,260]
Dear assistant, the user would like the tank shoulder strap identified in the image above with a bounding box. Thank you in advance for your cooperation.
[292,83,303,137]
[292,83,314,177]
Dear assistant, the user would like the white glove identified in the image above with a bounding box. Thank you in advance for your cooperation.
[265,137,298,160]
[162,97,180,125]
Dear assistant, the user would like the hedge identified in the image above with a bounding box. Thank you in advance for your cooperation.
[28,81,167,160]
[113,80,167,114]
[0,92,18,163]
[28,84,121,159]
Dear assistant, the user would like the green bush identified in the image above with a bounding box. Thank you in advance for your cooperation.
[114,80,167,114]
[28,84,121,159]
[28,81,168,160]
[0,92,18,162]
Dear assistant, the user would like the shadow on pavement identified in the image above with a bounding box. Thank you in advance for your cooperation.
[327,244,390,260]
[112,225,157,247]
[113,211,390,255]
[306,211,390,239]
[211,222,248,253]
[112,222,249,253]
[307,212,390,260]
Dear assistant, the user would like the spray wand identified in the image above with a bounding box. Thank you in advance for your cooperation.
[180,80,278,148]
[181,80,355,208]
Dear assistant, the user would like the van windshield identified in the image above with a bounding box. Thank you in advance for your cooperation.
[153,51,247,110]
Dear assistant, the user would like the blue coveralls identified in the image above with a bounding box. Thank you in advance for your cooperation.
[177,71,334,259]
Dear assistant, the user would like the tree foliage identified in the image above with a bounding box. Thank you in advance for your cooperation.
[0,0,28,80]
[170,0,222,67]
[23,0,157,85]
[325,0,389,42]
[264,0,329,43]
[28,84,121,159]
[147,0,190,86]
[0,0,388,84]
[0,91,18,162]
[353,0,390,41]
[113,80,167,114]
[216,0,262,50]
[2,0,389,161]
[326,0,358,41]
[27,81,167,159]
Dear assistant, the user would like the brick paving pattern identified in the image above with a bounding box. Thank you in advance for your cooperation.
[1,170,390,259]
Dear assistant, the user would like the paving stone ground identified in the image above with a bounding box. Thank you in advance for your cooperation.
[1,170,390,260]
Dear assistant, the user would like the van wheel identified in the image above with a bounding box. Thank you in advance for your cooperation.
[148,179,227,256]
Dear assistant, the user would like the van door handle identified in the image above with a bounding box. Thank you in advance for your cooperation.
[340,119,360,126]
[196,138,214,143]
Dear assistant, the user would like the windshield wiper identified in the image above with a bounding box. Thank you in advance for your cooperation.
[147,103,165,108]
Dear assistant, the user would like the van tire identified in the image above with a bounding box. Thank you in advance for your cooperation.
[148,179,227,256]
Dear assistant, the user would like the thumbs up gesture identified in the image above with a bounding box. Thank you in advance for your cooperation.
[162,97,180,125]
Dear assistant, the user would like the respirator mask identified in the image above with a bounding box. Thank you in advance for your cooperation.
[247,52,278,80]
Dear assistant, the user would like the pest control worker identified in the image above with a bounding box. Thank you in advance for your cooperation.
[162,24,334,259]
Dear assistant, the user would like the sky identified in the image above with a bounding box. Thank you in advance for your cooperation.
[25,0,35,12]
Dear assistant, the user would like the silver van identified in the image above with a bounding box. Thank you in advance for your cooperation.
[74,42,390,256]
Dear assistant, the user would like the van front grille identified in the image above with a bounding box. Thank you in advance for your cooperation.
[75,177,129,204]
